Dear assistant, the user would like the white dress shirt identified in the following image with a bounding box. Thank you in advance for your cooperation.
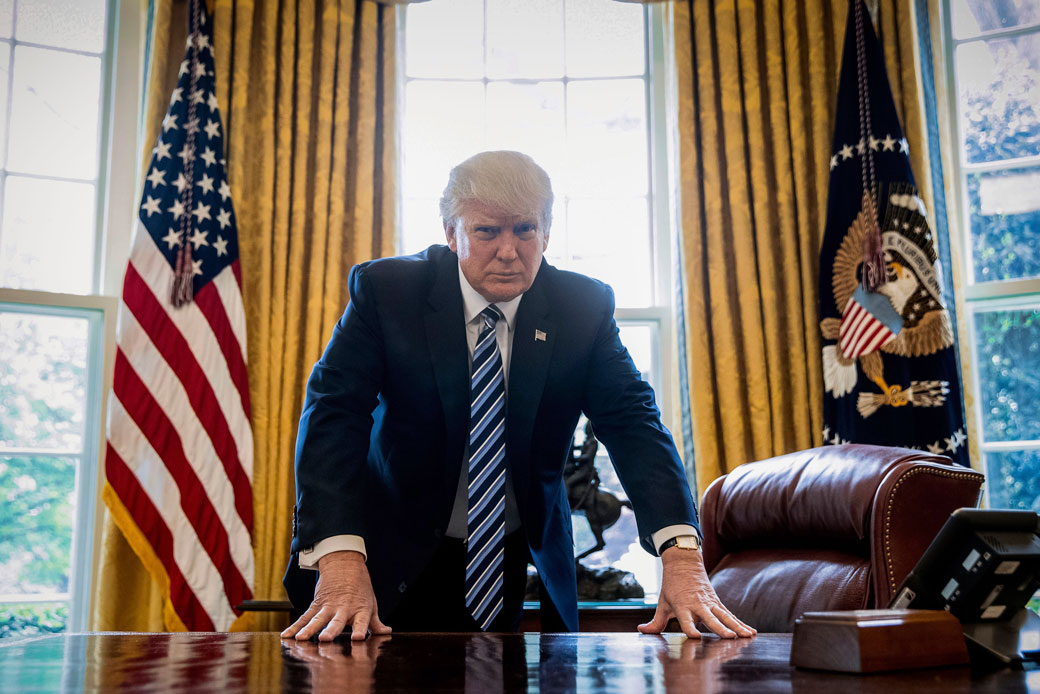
[299,266,696,570]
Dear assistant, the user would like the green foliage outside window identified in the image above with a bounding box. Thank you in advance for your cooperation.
[0,604,67,641]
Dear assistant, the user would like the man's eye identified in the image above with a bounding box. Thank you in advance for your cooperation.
[515,225,536,237]
[473,228,497,238]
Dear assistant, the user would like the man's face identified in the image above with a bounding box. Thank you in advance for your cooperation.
[445,202,549,303]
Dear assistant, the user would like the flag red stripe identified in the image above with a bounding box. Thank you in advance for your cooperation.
[123,263,253,530]
[105,442,216,631]
[231,258,242,286]
[195,279,252,420]
[851,319,886,357]
[114,348,252,608]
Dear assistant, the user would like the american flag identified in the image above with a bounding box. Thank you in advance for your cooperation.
[104,0,253,631]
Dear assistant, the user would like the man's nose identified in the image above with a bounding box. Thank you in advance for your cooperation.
[495,235,519,261]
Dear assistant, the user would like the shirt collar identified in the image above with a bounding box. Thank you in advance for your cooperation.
[457,264,522,330]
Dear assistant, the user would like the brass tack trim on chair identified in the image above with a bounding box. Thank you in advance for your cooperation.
[882,467,984,593]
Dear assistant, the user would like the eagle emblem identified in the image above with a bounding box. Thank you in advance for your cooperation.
[821,183,954,418]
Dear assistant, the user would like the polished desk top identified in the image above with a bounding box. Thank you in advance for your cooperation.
[0,632,1038,693]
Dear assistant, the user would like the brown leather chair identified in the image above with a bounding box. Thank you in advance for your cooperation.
[700,444,984,632]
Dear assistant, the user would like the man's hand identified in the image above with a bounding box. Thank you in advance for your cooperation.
[280,550,392,642]
[637,547,756,639]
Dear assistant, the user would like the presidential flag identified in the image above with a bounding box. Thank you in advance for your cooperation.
[818,0,968,465]
[103,0,254,630]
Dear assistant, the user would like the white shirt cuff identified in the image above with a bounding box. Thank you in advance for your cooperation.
[298,534,367,570]
[652,524,700,555]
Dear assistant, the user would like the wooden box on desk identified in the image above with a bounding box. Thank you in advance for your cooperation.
[791,609,969,673]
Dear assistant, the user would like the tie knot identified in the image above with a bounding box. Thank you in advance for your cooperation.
[480,305,503,330]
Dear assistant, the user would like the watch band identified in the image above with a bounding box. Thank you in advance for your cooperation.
[659,534,700,554]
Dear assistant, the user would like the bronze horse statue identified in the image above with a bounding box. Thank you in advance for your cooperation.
[564,421,632,561]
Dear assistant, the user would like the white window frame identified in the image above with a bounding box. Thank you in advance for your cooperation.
[938,1,1040,500]
[0,0,144,630]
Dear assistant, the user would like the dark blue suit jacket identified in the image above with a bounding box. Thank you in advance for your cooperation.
[283,244,699,630]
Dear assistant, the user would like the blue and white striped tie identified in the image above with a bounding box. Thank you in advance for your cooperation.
[466,305,507,631]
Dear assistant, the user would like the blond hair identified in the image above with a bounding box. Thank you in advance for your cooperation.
[439,151,553,232]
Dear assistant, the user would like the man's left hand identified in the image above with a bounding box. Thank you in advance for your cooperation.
[637,547,757,639]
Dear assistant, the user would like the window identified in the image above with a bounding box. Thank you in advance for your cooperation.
[401,0,674,600]
[941,0,1040,511]
[0,0,142,639]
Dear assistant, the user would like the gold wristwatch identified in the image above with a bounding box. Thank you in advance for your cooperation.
[659,534,700,554]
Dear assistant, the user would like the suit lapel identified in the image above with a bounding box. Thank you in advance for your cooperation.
[507,262,556,507]
[424,250,469,509]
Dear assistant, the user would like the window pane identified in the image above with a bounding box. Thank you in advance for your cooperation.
[985,449,1040,512]
[565,0,645,78]
[0,312,89,451]
[0,603,67,641]
[401,197,442,256]
[8,46,102,179]
[567,198,652,307]
[966,166,1040,283]
[0,2,11,40]
[0,45,9,163]
[956,36,1040,165]
[973,308,1040,442]
[405,0,483,79]
[566,79,648,198]
[486,0,564,79]
[0,456,77,598]
[952,0,1040,39]
[0,176,96,293]
[486,82,565,190]
[14,0,106,53]
[403,80,485,200]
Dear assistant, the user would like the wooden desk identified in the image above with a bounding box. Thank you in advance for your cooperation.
[0,632,1037,692]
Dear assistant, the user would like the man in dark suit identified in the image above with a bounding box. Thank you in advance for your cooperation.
[281,151,754,641]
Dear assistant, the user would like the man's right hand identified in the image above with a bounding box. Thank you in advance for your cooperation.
[280,550,392,642]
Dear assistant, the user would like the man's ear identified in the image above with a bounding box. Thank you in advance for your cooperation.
[444,219,458,252]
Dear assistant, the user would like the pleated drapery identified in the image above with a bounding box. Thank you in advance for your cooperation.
[92,0,397,633]
[668,0,936,497]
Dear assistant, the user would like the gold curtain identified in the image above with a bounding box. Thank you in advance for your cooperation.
[669,0,936,498]
[91,0,397,632]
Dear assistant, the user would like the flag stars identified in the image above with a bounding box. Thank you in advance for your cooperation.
[169,199,186,220]
[868,135,880,151]
[162,113,179,132]
[155,141,172,161]
[190,89,206,106]
[170,87,183,104]
[213,235,229,257]
[881,134,897,151]
[927,441,945,455]
[204,119,221,139]
[146,167,166,188]
[200,147,217,167]
[162,228,182,249]
[839,144,854,160]
[173,172,188,193]
[830,154,839,171]
[185,117,201,136]
[197,173,215,195]
[856,138,866,155]
[192,201,212,223]
[194,61,208,79]
[192,258,204,276]
[218,180,231,202]
[141,195,162,217]
[898,137,909,154]
[179,59,189,76]
[216,208,232,230]
[190,228,209,249]
[196,33,212,53]
[207,92,219,111]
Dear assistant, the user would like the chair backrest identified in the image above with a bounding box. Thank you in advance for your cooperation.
[700,444,984,632]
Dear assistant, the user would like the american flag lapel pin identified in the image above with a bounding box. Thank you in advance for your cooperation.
[535,329,547,342]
